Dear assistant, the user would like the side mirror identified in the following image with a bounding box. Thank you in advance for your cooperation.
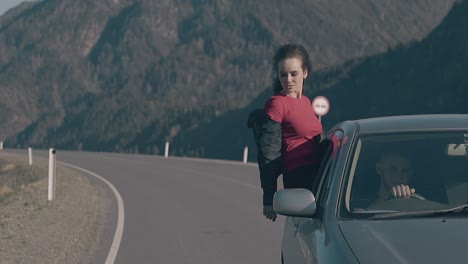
[273,188,317,217]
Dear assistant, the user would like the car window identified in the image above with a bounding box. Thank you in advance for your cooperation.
[313,130,344,208]
[344,131,468,217]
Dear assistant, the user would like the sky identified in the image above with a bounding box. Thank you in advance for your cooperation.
[0,0,28,16]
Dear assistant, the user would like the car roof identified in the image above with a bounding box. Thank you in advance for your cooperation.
[347,114,468,135]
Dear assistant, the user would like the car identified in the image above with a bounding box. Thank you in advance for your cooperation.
[273,114,468,264]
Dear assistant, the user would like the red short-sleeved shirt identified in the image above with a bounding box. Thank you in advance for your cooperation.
[264,94,323,172]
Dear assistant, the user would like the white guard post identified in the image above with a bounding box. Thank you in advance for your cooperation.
[28,147,33,165]
[0,141,3,150]
[243,146,248,164]
[48,148,56,201]
[164,142,169,158]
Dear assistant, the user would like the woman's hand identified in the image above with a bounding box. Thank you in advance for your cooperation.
[263,205,277,221]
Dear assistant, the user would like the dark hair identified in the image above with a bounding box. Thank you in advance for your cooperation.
[271,44,312,94]
[378,151,410,163]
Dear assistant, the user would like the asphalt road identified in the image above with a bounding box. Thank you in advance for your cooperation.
[9,149,285,264]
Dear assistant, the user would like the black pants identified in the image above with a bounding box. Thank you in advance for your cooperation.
[283,163,319,190]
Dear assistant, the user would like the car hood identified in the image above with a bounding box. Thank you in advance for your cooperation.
[339,218,468,264]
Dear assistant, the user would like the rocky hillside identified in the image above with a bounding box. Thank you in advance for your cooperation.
[0,0,456,156]
[175,0,468,161]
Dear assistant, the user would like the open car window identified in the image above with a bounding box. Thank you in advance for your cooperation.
[343,131,468,218]
[313,130,344,208]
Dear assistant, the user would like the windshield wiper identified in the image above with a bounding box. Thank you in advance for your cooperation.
[354,209,399,214]
[370,204,468,220]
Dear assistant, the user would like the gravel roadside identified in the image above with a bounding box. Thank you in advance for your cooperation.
[0,152,113,264]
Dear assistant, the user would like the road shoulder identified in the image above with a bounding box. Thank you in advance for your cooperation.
[0,152,114,264]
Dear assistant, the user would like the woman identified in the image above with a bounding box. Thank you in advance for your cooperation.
[260,44,323,221]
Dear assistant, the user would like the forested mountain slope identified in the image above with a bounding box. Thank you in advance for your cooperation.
[174,0,468,161]
[0,0,456,156]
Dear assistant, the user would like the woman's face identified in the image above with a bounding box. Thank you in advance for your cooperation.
[277,57,308,98]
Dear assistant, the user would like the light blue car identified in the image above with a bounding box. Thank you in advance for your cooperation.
[274,114,468,264]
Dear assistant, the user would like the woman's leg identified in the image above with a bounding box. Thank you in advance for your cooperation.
[283,163,319,190]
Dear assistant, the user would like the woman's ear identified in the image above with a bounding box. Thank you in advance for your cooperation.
[303,69,308,79]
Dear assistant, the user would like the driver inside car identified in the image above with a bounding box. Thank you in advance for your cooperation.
[375,151,417,200]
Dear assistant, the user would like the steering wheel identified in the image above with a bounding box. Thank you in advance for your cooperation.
[410,193,427,200]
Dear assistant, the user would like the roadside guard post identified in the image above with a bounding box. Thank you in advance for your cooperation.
[312,96,330,123]
[28,147,33,165]
[243,146,248,164]
[164,141,169,158]
[48,148,56,201]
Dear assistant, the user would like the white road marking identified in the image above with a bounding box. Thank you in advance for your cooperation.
[57,161,125,264]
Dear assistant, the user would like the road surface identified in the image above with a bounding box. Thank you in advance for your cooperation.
[8,149,285,264]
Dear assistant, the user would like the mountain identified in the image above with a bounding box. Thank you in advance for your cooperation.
[178,0,468,162]
[0,0,456,156]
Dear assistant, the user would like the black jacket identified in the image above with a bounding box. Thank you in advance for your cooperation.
[247,109,283,206]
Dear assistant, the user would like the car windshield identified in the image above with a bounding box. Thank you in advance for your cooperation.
[344,131,468,217]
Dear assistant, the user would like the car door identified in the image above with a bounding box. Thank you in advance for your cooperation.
[282,130,344,263]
